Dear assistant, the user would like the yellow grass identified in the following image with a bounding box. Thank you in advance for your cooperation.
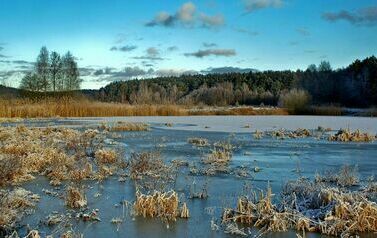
[0,98,289,118]
[0,98,188,118]
[110,122,149,131]
[134,190,189,222]
[0,188,40,231]
[223,178,377,237]
[329,129,376,142]
[0,126,124,186]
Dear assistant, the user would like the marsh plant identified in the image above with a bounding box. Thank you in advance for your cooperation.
[222,168,377,237]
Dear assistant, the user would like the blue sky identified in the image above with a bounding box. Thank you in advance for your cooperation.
[0,0,377,89]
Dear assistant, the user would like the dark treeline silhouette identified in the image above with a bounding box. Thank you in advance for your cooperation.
[20,46,82,92]
[99,56,377,108]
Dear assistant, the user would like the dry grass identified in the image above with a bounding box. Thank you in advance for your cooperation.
[0,98,292,118]
[310,105,343,116]
[201,142,233,176]
[329,129,376,142]
[95,149,118,164]
[0,126,124,186]
[189,106,288,116]
[129,152,176,191]
[187,137,209,147]
[315,165,359,187]
[110,122,149,132]
[66,186,87,209]
[0,98,188,118]
[223,176,377,237]
[0,188,40,233]
[134,190,189,223]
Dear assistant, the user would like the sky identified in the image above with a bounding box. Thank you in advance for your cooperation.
[0,0,377,89]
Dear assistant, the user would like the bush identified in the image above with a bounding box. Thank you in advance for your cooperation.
[278,89,311,114]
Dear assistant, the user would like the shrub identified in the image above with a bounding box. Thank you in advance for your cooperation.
[278,89,311,114]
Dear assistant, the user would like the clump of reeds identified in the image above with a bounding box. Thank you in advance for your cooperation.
[134,190,189,223]
[329,128,376,142]
[0,126,125,186]
[315,165,359,187]
[65,186,87,209]
[129,152,176,191]
[201,141,233,175]
[187,137,209,147]
[253,130,263,139]
[203,148,232,165]
[223,176,377,237]
[289,128,311,138]
[110,122,149,132]
[95,149,117,164]
[0,188,40,233]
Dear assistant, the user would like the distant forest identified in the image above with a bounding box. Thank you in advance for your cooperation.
[99,56,377,108]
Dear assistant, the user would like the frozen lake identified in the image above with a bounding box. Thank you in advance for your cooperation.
[2,116,377,238]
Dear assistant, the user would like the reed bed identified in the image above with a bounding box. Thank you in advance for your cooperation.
[0,98,188,118]
[134,190,189,223]
[0,98,293,118]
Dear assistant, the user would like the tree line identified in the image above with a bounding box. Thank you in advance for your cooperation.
[99,56,377,108]
[20,47,81,92]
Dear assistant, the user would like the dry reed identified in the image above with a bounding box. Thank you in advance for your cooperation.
[134,190,189,223]
[0,98,188,118]
[223,176,377,237]
[329,129,376,142]
[65,186,87,209]
[110,122,149,132]
[0,126,124,186]
[187,137,209,147]
[0,188,40,233]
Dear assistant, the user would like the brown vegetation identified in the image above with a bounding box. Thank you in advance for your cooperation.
[0,188,40,233]
[315,165,359,187]
[110,122,149,132]
[0,98,188,118]
[0,125,124,186]
[329,129,376,142]
[201,142,233,175]
[129,152,176,191]
[134,190,189,223]
[223,175,377,237]
[187,137,209,147]
[66,186,87,209]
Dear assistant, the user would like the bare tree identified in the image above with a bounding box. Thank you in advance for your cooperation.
[36,46,50,91]
[49,51,61,92]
